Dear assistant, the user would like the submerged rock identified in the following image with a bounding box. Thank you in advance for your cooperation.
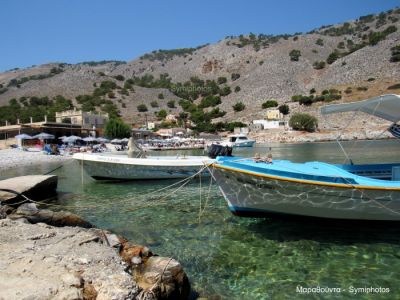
[8,203,92,228]
[134,256,190,300]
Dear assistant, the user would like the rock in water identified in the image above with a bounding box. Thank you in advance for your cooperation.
[135,256,190,300]
[8,203,92,228]
[0,175,58,204]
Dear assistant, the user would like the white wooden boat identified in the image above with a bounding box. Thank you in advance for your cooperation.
[73,153,214,180]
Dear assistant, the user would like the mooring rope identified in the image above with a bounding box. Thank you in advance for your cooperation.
[16,164,211,211]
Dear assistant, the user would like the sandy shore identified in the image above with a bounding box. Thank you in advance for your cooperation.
[0,149,70,171]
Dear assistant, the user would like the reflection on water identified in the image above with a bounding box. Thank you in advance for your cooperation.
[2,140,400,299]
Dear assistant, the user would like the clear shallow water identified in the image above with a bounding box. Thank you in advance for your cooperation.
[2,140,400,299]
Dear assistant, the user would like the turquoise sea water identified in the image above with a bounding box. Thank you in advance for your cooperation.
[2,140,400,299]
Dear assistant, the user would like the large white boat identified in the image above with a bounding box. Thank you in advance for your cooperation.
[212,94,400,221]
[226,134,256,147]
[73,153,214,180]
[207,134,256,149]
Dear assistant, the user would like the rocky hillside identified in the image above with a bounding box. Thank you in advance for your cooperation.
[0,8,399,128]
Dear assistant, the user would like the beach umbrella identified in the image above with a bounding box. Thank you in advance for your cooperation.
[62,135,81,143]
[15,134,33,140]
[121,138,129,143]
[33,132,55,139]
[83,137,97,142]
[111,138,122,144]
[97,137,109,143]
[58,136,67,140]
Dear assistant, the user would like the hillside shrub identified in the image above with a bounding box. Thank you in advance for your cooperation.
[289,49,301,61]
[316,38,324,46]
[289,113,318,132]
[158,93,164,99]
[390,45,400,62]
[387,83,400,90]
[217,77,227,84]
[167,100,176,108]
[262,100,278,109]
[150,101,159,108]
[327,50,340,64]
[114,75,125,81]
[219,86,231,96]
[231,73,240,81]
[344,87,352,94]
[157,109,167,119]
[313,61,326,69]
[137,104,148,112]
[234,86,241,93]
[198,95,221,108]
[233,102,245,112]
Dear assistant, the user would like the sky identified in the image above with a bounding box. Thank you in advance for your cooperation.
[0,0,398,71]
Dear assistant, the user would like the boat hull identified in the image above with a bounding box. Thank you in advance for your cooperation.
[233,140,256,147]
[73,153,213,180]
[212,166,400,221]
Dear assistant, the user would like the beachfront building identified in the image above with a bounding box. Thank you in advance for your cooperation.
[55,109,108,130]
[156,128,187,138]
[131,129,156,140]
[0,110,109,144]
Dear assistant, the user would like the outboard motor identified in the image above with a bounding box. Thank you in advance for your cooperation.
[208,144,233,159]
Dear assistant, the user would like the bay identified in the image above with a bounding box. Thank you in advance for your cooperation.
[2,140,400,299]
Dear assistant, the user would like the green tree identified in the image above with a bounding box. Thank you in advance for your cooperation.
[137,104,148,112]
[278,104,289,115]
[289,113,318,132]
[104,118,131,138]
[233,102,245,112]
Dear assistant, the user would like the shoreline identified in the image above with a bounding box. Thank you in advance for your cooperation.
[249,128,393,144]
[0,148,70,171]
[0,199,190,299]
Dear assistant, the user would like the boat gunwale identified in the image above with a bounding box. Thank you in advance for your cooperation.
[73,153,214,167]
[212,163,400,191]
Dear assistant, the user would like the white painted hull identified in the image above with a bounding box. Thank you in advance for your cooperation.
[213,166,400,221]
[73,153,213,180]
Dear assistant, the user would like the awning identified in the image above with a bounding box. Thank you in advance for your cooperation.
[321,94,400,123]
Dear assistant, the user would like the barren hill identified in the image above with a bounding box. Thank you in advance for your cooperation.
[0,8,399,128]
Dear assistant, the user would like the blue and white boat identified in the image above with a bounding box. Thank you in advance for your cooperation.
[212,94,400,220]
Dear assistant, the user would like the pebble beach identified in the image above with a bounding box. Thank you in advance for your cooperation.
[0,149,70,171]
